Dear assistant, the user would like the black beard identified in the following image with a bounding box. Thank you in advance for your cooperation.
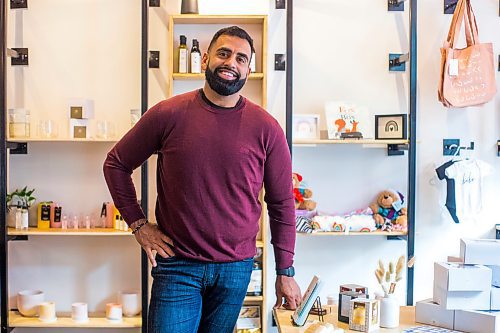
[205,65,246,96]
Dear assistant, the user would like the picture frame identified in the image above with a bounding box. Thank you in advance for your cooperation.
[292,275,323,326]
[293,114,320,140]
[374,114,407,140]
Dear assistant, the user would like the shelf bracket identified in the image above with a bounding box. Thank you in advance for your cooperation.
[388,0,406,11]
[387,235,407,241]
[9,48,28,66]
[389,53,409,71]
[7,142,27,155]
[497,140,499,157]
[387,143,407,156]
[10,0,27,9]
[7,235,28,242]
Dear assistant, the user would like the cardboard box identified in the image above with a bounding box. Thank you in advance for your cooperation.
[492,287,500,310]
[349,298,379,332]
[433,284,491,310]
[338,291,368,323]
[434,262,492,292]
[68,99,94,119]
[488,265,500,288]
[461,239,500,266]
[69,119,90,139]
[415,298,455,330]
[455,310,500,333]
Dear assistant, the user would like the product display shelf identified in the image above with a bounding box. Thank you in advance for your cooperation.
[173,73,264,80]
[8,311,141,328]
[7,137,118,143]
[7,227,132,236]
[297,230,407,237]
[293,139,409,145]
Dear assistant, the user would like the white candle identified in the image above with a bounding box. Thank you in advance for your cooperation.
[38,301,56,322]
[71,302,88,323]
[106,303,122,321]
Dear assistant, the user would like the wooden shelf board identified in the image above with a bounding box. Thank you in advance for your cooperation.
[293,139,409,145]
[297,231,407,237]
[244,296,263,302]
[256,240,264,248]
[8,227,132,236]
[9,311,141,328]
[172,73,264,80]
[171,15,266,25]
[8,137,118,143]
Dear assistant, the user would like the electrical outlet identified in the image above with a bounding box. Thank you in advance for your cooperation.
[274,54,285,71]
[149,51,160,68]
[10,0,27,9]
[275,0,286,9]
[444,0,458,14]
[11,48,28,66]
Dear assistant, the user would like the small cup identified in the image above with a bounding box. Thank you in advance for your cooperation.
[17,290,45,317]
[96,121,116,139]
[119,291,141,317]
[71,302,88,323]
[38,301,57,322]
[106,303,122,321]
[130,109,141,127]
[38,120,58,138]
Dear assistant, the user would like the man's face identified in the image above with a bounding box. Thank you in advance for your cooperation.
[202,35,252,97]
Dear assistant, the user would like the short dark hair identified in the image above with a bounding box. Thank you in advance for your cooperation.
[207,26,255,55]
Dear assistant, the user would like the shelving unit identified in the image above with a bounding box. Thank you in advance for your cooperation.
[1,1,152,332]
[297,231,407,237]
[8,311,141,328]
[286,0,417,305]
[167,14,268,332]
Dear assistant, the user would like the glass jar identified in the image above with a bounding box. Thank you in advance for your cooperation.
[8,109,31,138]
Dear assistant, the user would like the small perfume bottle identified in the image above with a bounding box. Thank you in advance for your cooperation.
[61,215,68,229]
[15,205,22,230]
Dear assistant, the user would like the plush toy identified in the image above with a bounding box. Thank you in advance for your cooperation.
[292,173,317,211]
[369,190,407,230]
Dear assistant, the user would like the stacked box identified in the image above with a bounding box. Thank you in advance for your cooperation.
[68,99,94,138]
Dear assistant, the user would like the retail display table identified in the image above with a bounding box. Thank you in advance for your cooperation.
[273,305,450,333]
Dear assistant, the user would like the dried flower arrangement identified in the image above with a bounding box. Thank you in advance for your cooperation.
[375,255,405,296]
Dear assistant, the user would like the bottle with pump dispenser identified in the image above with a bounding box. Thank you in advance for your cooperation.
[190,39,201,74]
[178,35,188,73]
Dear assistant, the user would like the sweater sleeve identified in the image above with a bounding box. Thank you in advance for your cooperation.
[103,103,165,225]
[263,122,296,270]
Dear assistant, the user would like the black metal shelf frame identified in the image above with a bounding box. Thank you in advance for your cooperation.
[285,0,417,305]
[0,1,151,332]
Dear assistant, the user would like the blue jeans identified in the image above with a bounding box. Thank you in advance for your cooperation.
[148,255,254,333]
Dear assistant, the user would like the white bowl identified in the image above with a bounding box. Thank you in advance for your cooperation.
[17,290,45,317]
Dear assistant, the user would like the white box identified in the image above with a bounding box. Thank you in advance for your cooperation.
[69,119,90,139]
[492,287,500,310]
[434,262,492,291]
[415,298,455,330]
[434,284,491,310]
[349,298,379,332]
[488,266,500,287]
[461,239,500,266]
[455,310,500,333]
[68,98,95,119]
[447,256,463,263]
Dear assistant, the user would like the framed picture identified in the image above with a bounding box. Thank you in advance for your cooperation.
[293,114,320,139]
[375,114,407,140]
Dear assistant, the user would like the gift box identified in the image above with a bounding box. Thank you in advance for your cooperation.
[491,287,500,310]
[338,290,368,323]
[69,119,90,139]
[68,99,95,119]
[349,298,379,332]
[415,298,455,330]
[340,284,368,294]
[488,266,500,288]
[461,239,500,266]
[433,284,490,310]
[434,262,492,292]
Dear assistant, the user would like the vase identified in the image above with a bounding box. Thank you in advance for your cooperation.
[380,293,399,328]
[181,0,198,14]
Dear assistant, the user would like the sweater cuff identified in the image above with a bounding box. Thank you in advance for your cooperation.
[118,204,146,226]
[273,246,294,270]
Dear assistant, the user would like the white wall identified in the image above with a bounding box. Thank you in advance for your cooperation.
[5,1,500,333]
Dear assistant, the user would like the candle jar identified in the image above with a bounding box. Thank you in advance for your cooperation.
[8,109,31,138]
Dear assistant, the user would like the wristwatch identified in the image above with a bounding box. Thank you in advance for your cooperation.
[276,266,295,277]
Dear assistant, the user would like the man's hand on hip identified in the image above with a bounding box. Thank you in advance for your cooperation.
[131,219,174,267]
[274,276,302,310]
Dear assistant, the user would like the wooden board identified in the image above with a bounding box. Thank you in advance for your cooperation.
[9,311,141,328]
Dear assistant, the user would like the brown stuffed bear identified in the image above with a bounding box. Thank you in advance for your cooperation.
[369,190,407,230]
[292,173,317,211]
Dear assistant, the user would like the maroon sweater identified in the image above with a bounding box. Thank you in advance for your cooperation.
[103,90,295,269]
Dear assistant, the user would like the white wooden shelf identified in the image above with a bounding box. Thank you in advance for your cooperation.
[8,227,132,236]
[9,311,141,328]
[173,73,264,80]
[297,231,407,237]
[7,137,118,143]
[171,14,267,25]
[293,139,409,146]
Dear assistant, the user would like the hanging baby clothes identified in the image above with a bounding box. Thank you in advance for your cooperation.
[444,159,493,222]
[436,160,460,223]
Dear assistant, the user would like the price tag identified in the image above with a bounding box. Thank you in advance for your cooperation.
[449,59,459,77]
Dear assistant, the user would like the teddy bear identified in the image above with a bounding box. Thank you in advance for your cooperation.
[292,173,317,211]
[369,190,407,231]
